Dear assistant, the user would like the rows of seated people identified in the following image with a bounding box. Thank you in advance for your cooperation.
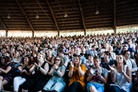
[0,32,138,92]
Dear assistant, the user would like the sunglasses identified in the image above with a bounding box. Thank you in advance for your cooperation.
[56,58,60,61]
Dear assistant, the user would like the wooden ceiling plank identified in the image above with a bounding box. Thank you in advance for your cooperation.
[15,0,34,37]
[78,0,86,35]
[0,18,8,37]
[113,0,116,34]
[46,0,60,36]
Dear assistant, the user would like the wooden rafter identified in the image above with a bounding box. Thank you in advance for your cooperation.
[15,0,35,37]
[78,0,86,35]
[0,18,8,37]
[113,0,116,34]
[46,0,60,36]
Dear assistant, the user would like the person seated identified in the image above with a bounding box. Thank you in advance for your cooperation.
[109,55,132,92]
[21,52,50,92]
[87,56,108,92]
[86,54,94,70]
[101,51,116,70]
[43,56,66,92]
[0,56,16,91]
[13,56,32,92]
[66,55,86,92]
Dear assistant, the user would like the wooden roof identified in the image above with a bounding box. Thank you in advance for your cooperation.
[0,0,138,36]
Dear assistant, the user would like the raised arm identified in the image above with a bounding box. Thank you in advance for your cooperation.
[39,63,49,75]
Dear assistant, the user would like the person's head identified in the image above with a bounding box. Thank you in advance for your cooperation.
[15,51,20,58]
[73,55,81,65]
[104,43,109,49]
[64,42,69,48]
[0,57,6,65]
[70,46,75,55]
[127,38,132,45]
[37,52,44,63]
[124,50,131,59]
[54,56,64,66]
[57,48,64,56]
[116,55,125,65]
[2,48,6,55]
[123,43,128,51]
[24,56,30,66]
[88,54,93,61]
[81,47,86,55]
[93,56,101,68]
[74,47,81,55]
[46,49,52,57]
[104,51,110,62]
[116,42,122,48]
[4,56,11,63]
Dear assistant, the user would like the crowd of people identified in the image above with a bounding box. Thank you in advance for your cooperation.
[0,32,138,92]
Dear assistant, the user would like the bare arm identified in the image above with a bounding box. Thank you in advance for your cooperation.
[46,57,54,66]
[68,67,74,78]
[29,65,36,73]
[48,66,55,75]
[124,66,132,83]
[68,62,74,77]
[100,75,108,84]
[109,65,116,83]
[78,65,85,76]
[0,66,11,74]
[131,59,137,72]
[57,66,66,77]
[39,63,49,75]
[87,73,93,82]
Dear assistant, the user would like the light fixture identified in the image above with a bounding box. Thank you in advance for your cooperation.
[95,10,99,15]
[95,6,99,15]
[7,15,11,19]
[36,15,39,19]
[64,13,68,18]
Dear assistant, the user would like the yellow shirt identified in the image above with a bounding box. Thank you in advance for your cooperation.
[69,64,86,90]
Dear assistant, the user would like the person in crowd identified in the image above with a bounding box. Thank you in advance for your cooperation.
[109,55,132,92]
[66,55,86,92]
[74,47,86,64]
[87,56,108,92]
[13,56,32,92]
[123,50,137,73]
[45,50,54,68]
[0,56,16,91]
[114,42,123,55]
[101,51,116,70]
[57,47,69,67]
[86,54,94,70]
[21,52,50,92]
[43,56,66,92]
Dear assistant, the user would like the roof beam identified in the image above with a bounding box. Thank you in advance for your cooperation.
[15,0,34,37]
[78,0,86,35]
[0,18,8,37]
[113,0,116,34]
[46,0,60,36]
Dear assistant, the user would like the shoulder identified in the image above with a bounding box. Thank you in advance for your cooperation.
[60,65,66,69]
[80,64,87,71]
[81,64,86,68]
[44,62,49,67]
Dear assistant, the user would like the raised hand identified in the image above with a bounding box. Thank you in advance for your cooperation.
[70,62,74,68]
[89,68,94,75]
[109,65,115,72]
[97,70,102,76]
[53,64,58,69]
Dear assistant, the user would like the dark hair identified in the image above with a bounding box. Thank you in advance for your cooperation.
[123,50,130,55]
[93,56,101,62]
[104,51,111,56]
[54,56,64,66]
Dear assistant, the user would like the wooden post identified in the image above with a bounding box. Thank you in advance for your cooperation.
[113,0,116,35]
